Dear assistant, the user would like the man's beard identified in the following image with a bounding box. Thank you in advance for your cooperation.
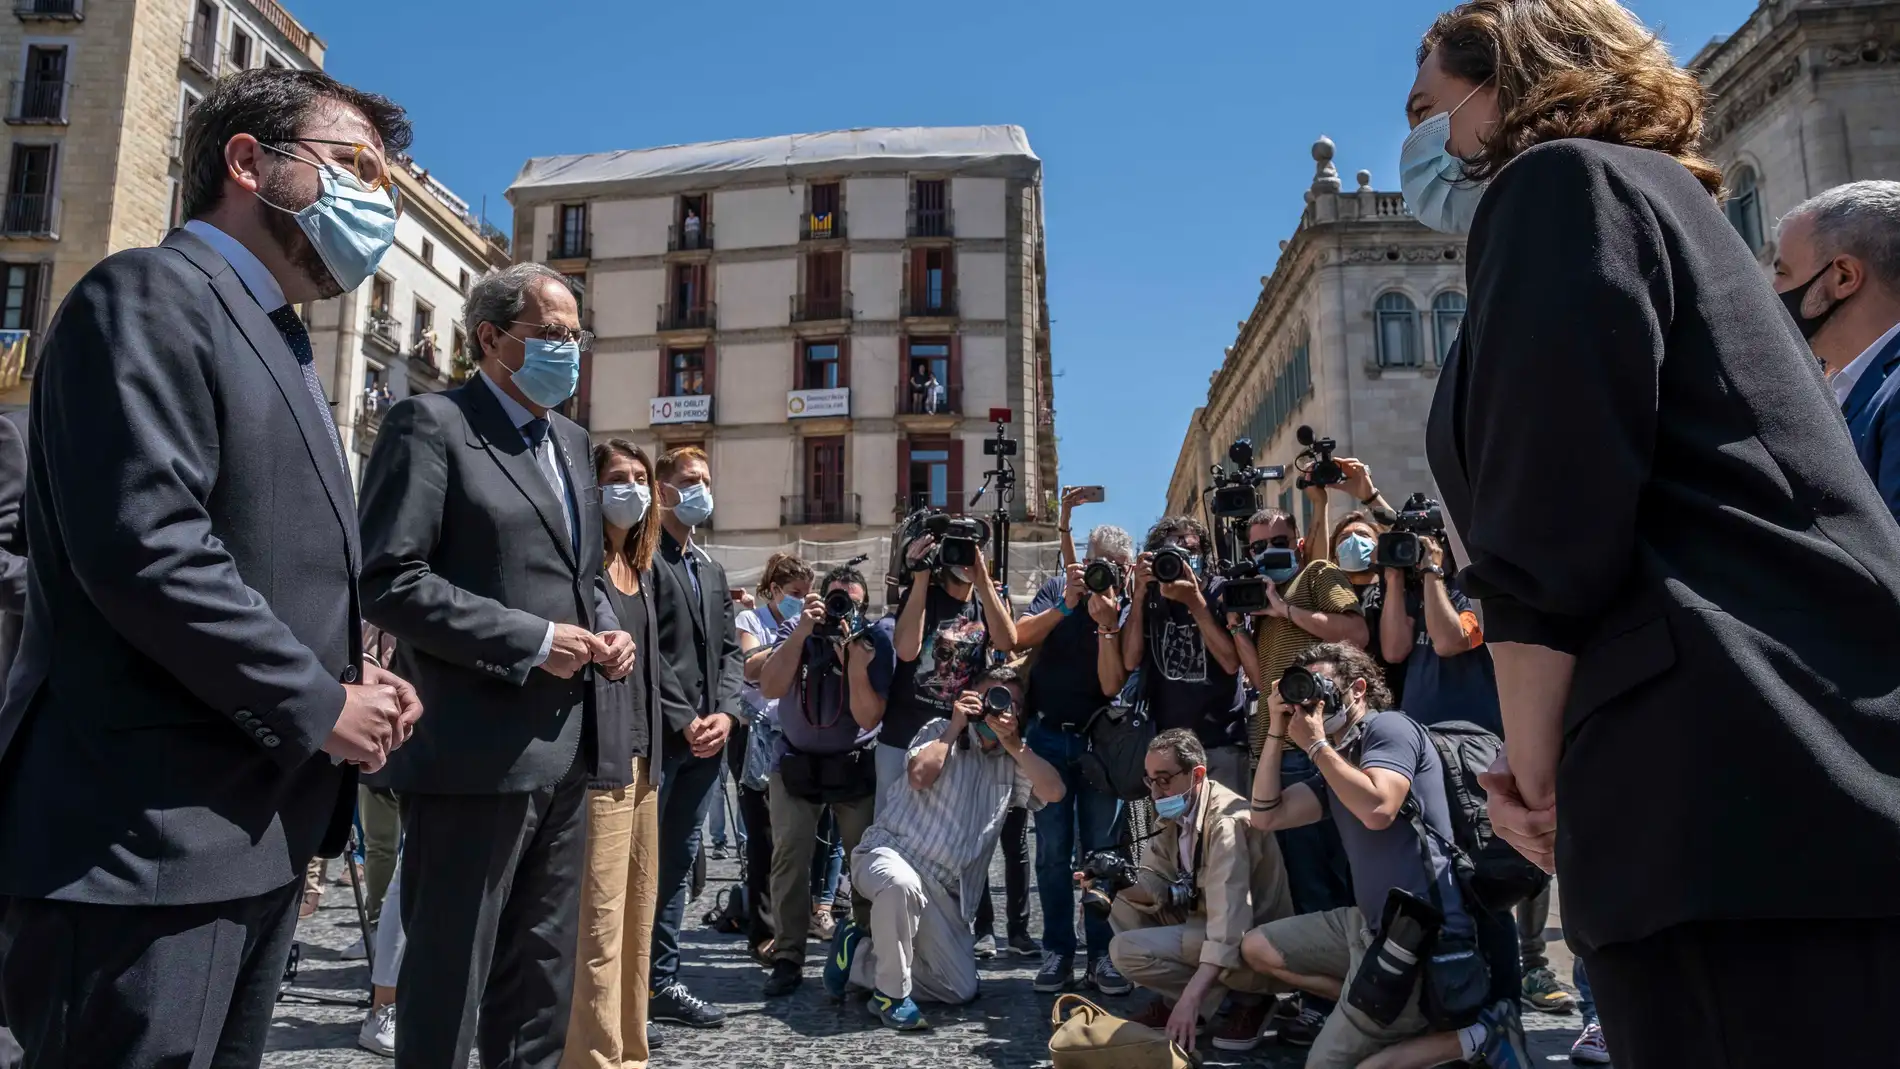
[259,168,342,299]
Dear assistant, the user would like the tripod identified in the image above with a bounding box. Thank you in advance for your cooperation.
[968,417,1018,602]
[278,820,376,1010]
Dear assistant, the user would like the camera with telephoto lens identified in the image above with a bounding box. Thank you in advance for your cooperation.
[1373,492,1447,572]
[1083,558,1124,595]
[925,512,991,569]
[1278,663,1341,717]
[1079,850,1137,919]
[1294,426,1344,490]
[975,683,1014,720]
[1150,543,1195,585]
[1206,438,1289,520]
[817,588,863,638]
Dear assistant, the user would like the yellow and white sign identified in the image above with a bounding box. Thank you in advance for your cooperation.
[787,387,849,419]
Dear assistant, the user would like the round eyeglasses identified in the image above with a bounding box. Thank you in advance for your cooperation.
[272,138,405,218]
[508,321,595,352]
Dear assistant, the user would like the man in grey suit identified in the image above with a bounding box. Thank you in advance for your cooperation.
[358,262,636,1069]
[0,69,421,1066]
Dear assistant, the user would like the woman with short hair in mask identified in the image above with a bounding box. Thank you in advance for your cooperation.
[564,439,665,1069]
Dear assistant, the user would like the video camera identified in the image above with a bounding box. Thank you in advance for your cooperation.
[1294,426,1344,490]
[1373,492,1446,572]
[1198,437,1290,613]
[1217,543,1299,614]
[893,509,995,578]
[1206,438,1288,520]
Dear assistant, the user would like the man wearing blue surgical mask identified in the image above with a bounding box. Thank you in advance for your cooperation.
[358,262,636,1069]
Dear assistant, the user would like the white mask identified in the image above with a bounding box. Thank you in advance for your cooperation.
[1398,80,1492,235]
[601,482,650,528]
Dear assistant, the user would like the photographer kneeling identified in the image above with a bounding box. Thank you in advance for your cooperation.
[824,664,1064,1030]
[1242,644,1525,1069]
[1103,729,1293,1055]
[756,564,894,997]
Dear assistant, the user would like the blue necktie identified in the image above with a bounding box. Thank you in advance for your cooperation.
[267,305,345,467]
[522,418,550,449]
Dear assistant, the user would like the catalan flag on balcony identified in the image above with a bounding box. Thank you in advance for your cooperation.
[0,330,29,391]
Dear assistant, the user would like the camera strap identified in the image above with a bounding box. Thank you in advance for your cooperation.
[796,641,851,732]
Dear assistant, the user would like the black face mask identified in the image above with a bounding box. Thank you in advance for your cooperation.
[1781,265,1847,342]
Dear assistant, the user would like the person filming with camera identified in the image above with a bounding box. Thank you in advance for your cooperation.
[1100,728,1293,1054]
[1366,519,1501,735]
[754,563,894,997]
[823,663,1063,1030]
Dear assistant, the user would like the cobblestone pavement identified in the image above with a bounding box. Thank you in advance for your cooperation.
[267,853,1598,1068]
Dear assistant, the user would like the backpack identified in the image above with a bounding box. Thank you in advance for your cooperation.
[1077,670,1156,802]
[1404,719,1551,912]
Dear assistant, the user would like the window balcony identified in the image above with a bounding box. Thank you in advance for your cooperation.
[901,287,958,320]
[14,0,82,20]
[7,79,69,124]
[790,291,852,324]
[897,490,964,518]
[656,301,716,333]
[1,193,57,237]
[181,30,218,76]
[365,310,400,351]
[550,233,590,260]
[782,493,860,527]
[897,380,960,417]
[906,207,954,239]
[667,221,714,252]
[800,211,846,241]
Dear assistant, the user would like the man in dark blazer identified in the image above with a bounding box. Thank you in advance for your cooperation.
[358,261,636,1069]
[0,408,23,1069]
[645,445,744,1028]
[0,69,421,1066]
[1774,180,1900,525]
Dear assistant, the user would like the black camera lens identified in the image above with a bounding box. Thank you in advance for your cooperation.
[983,685,1014,715]
[1278,664,1331,707]
[823,588,857,620]
[1083,559,1122,595]
[1151,545,1191,584]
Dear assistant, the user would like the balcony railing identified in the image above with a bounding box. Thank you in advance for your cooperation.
[241,0,317,58]
[898,490,965,518]
[657,301,716,332]
[667,221,714,252]
[782,493,860,527]
[181,30,218,75]
[1,193,56,237]
[800,211,845,241]
[550,233,590,260]
[907,207,954,238]
[14,0,81,20]
[902,287,958,319]
[897,381,960,417]
[410,337,436,365]
[7,80,68,123]
[791,291,852,323]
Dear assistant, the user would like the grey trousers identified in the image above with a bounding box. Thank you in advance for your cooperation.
[847,845,978,1005]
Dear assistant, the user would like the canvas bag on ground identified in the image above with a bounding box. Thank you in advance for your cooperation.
[1048,994,1192,1069]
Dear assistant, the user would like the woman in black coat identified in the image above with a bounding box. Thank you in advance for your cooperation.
[1407,2,1900,1065]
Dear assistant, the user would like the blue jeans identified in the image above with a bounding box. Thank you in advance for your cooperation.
[1273,749,1353,1014]
[651,745,724,987]
[1027,721,1123,961]
[812,807,845,904]
[1574,957,1597,1026]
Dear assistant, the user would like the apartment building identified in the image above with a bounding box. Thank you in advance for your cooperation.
[506,125,1060,548]
[304,156,511,482]
[0,0,325,404]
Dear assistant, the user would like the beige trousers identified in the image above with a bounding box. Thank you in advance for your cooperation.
[766,774,875,966]
[1107,897,1276,1020]
[562,758,662,1069]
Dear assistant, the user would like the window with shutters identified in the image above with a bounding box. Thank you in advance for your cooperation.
[1726,167,1764,254]
[907,248,954,316]
[805,181,842,239]
[668,349,706,396]
[802,342,840,390]
[805,437,846,523]
[3,144,57,235]
[907,444,952,511]
[557,204,588,259]
[910,179,949,237]
[1432,292,1465,363]
[1374,292,1421,368]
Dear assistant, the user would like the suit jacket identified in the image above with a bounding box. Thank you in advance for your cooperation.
[651,529,744,745]
[1427,139,1900,953]
[1129,778,1293,974]
[0,229,361,906]
[0,409,25,694]
[358,377,616,794]
[1843,327,1900,526]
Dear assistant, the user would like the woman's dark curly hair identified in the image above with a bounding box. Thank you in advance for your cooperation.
[1419,0,1722,196]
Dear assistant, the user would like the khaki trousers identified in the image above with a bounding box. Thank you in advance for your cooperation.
[1107,897,1276,1021]
[562,758,661,1069]
[767,774,874,966]
[358,785,403,924]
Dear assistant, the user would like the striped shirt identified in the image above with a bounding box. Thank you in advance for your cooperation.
[857,718,1039,923]
[1248,560,1364,762]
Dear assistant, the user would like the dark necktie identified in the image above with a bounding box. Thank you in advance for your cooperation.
[522,418,550,449]
[267,305,345,466]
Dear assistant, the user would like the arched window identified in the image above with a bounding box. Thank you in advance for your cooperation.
[1375,292,1420,368]
[1726,167,1764,254]
[1432,291,1466,363]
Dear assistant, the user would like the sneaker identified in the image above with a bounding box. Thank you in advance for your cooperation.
[1478,999,1531,1069]
[339,936,368,961]
[1087,956,1133,996]
[710,844,729,860]
[763,958,803,997]
[973,933,997,960]
[811,907,837,942]
[1521,966,1576,1013]
[646,1021,664,1051]
[824,920,868,999]
[1130,997,1173,1029]
[1007,932,1039,957]
[1034,952,1074,993]
[356,1004,396,1058]
[1278,1005,1326,1047]
[1570,1021,1611,1065]
[867,990,930,1031]
[1211,997,1273,1052]
[650,980,727,1028]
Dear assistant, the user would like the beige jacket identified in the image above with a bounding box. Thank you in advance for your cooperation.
[1128,777,1294,970]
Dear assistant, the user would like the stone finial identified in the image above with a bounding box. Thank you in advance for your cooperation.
[1311,136,1342,194]
[1356,169,1372,192]
[1277,241,1288,253]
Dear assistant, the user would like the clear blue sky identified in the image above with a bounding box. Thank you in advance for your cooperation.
[293,0,1743,540]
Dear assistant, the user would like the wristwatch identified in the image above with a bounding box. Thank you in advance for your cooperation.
[1421,564,1445,578]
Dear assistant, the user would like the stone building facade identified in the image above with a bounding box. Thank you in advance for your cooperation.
[1165,137,1465,537]
[0,0,325,405]
[506,126,1060,548]
[1692,0,1900,262]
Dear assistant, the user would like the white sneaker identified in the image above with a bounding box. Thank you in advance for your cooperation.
[339,936,368,961]
[357,1004,396,1058]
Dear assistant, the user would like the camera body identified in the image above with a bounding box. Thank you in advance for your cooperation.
[1294,425,1344,490]
[1150,543,1195,585]
[1278,663,1341,717]
[1079,850,1137,919]
[816,587,863,638]
[896,510,995,576]
[978,683,1014,719]
[1083,558,1124,595]
[1373,492,1447,572]
[1207,437,1288,520]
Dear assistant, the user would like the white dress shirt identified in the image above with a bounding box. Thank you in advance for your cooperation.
[1835,321,1900,408]
[182,219,287,314]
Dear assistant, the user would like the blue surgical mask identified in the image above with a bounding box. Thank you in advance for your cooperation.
[1154,788,1193,822]
[972,721,999,746]
[1336,534,1376,573]
[506,337,581,409]
[1188,556,1205,577]
[600,481,649,528]
[672,482,714,528]
[1399,81,1492,235]
[776,594,806,624]
[1264,564,1301,585]
[256,144,397,292]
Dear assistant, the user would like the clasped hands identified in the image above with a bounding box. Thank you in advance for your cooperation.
[542,622,637,681]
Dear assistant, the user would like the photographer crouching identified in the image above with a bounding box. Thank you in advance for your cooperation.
[823,663,1064,1030]
[1100,729,1294,1055]
[755,564,894,997]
